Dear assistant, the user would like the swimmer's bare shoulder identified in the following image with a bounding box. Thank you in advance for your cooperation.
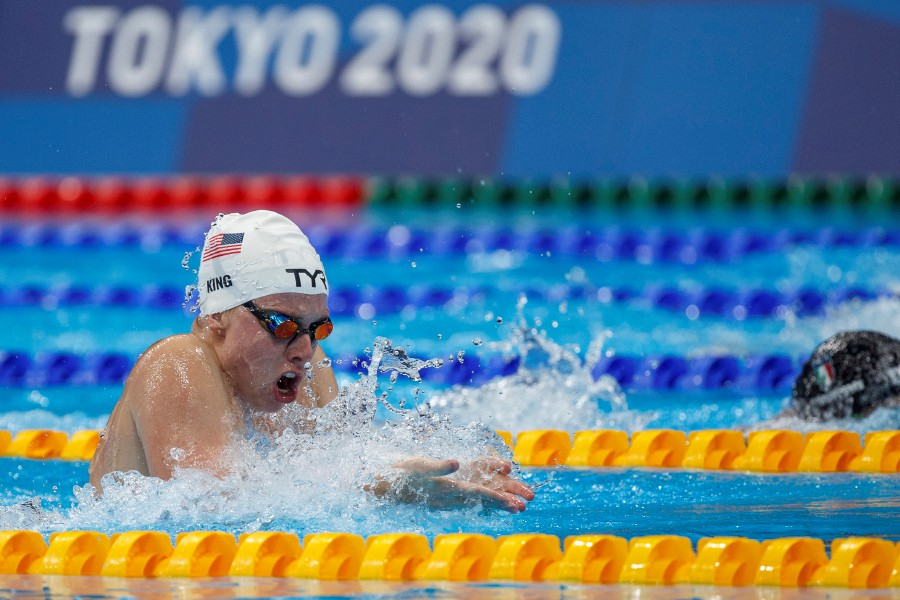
[89,332,241,489]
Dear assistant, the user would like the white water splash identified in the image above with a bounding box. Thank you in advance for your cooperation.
[428,304,644,432]
[747,405,900,435]
[17,337,521,537]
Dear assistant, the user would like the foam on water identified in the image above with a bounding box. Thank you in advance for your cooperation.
[0,409,107,434]
[427,314,641,433]
[422,298,900,434]
[746,404,900,435]
[779,297,900,352]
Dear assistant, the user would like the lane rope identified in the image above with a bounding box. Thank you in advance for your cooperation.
[2,219,899,264]
[2,428,897,474]
[2,174,898,212]
[0,528,897,587]
[0,175,364,212]
[368,175,900,211]
[0,281,888,320]
[0,348,804,390]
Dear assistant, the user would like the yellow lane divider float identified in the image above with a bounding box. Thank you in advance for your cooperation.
[0,429,99,461]
[510,428,900,473]
[0,530,898,588]
[0,428,898,473]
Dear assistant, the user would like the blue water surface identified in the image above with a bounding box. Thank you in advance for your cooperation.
[0,204,899,551]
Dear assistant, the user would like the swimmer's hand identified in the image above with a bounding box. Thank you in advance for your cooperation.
[367,456,535,514]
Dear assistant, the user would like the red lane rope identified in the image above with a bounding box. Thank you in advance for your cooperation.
[0,175,365,213]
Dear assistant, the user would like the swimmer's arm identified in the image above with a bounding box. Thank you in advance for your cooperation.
[366,456,535,514]
[128,338,235,479]
[308,345,339,408]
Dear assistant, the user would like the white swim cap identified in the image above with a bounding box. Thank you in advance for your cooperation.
[197,210,328,316]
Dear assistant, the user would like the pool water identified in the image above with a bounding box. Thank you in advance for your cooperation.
[2,457,896,545]
[1,204,899,590]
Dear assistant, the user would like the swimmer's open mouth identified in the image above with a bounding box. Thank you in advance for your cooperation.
[274,372,299,403]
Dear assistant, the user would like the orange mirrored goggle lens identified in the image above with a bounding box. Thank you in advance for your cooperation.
[313,319,334,340]
[273,321,298,339]
[271,317,333,342]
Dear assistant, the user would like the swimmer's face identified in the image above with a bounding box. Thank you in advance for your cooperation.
[215,292,330,412]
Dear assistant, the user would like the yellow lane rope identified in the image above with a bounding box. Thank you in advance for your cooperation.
[2,428,898,473]
[0,530,896,588]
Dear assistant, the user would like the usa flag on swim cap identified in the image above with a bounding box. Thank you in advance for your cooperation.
[202,233,244,262]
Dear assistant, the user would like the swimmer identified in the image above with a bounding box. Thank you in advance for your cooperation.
[89,210,533,512]
[789,330,900,420]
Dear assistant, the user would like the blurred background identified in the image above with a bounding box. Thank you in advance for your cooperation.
[1,1,898,176]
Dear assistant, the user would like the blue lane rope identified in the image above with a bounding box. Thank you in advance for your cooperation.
[0,282,887,319]
[1,221,898,263]
[0,349,800,391]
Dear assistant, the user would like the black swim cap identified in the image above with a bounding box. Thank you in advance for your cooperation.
[792,330,900,420]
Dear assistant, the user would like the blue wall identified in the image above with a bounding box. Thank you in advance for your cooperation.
[0,1,897,177]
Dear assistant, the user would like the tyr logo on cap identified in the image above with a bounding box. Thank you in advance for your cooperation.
[286,268,328,290]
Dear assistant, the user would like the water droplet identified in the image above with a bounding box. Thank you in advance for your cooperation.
[437,333,443,339]
[170,447,187,461]
[472,338,483,346]
[411,261,417,268]
[496,317,503,324]
[182,284,197,309]
[456,203,462,208]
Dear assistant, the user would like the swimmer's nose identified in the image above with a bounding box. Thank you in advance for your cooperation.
[285,333,315,364]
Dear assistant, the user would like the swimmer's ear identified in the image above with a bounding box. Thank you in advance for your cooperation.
[204,311,227,334]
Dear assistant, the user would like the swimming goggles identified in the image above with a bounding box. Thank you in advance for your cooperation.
[242,301,333,346]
